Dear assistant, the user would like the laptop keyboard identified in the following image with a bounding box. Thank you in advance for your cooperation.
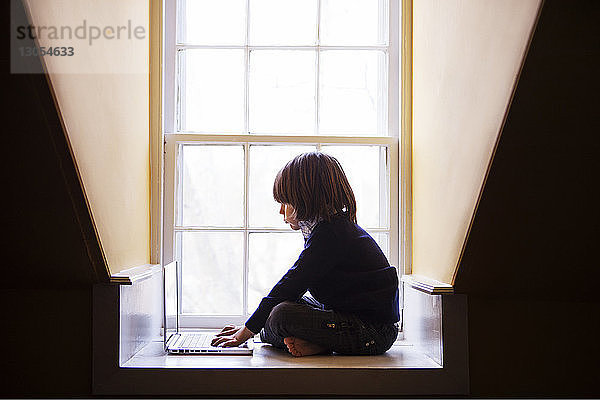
[178,333,214,349]
[171,332,250,354]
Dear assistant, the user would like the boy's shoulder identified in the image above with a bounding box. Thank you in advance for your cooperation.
[311,214,357,237]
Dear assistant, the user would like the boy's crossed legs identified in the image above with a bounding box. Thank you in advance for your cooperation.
[259,295,398,357]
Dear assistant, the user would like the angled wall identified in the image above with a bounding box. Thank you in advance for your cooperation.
[455,0,600,395]
[411,0,541,284]
[21,0,151,274]
[455,0,600,299]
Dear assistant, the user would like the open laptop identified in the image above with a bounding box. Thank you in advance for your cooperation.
[163,261,253,355]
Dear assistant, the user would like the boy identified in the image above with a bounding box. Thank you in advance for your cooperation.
[212,152,399,356]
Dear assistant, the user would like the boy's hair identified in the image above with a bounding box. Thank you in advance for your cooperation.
[273,152,357,223]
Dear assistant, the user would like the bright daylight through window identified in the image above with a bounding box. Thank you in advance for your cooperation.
[163,0,399,328]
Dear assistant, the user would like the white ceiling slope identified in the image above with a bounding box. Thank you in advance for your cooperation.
[412,0,542,284]
[22,0,151,274]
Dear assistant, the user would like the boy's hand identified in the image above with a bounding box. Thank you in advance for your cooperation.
[211,324,255,348]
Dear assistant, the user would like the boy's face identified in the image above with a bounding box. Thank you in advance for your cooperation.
[279,203,300,230]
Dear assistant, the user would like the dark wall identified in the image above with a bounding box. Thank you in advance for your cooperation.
[1,0,94,396]
[455,0,600,396]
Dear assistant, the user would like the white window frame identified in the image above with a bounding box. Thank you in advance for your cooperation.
[161,0,403,328]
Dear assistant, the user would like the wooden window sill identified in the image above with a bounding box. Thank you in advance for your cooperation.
[122,339,441,369]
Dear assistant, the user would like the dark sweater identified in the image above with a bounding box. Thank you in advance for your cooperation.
[245,214,400,334]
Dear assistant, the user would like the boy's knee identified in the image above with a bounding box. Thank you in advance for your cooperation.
[269,301,297,323]
[265,301,298,335]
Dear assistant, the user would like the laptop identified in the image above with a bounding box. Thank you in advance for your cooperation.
[163,261,253,355]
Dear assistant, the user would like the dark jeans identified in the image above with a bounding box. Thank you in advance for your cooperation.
[259,295,399,355]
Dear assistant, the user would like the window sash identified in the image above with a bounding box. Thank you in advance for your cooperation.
[172,0,391,136]
[163,134,398,325]
[164,0,398,137]
[162,0,403,328]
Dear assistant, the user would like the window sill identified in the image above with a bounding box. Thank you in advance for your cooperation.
[110,264,160,285]
[93,269,468,396]
[122,339,441,369]
[401,274,454,295]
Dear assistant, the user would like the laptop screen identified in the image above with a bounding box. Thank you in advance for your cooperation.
[163,261,178,350]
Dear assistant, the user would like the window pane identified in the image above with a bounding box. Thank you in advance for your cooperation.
[180,49,245,133]
[248,232,305,313]
[179,0,246,45]
[249,144,317,228]
[249,50,316,134]
[368,231,390,260]
[320,0,388,46]
[181,145,244,227]
[249,0,317,45]
[321,145,388,228]
[319,50,387,136]
[180,232,244,314]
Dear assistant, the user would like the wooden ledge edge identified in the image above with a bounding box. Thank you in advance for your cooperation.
[401,274,454,295]
[109,264,161,285]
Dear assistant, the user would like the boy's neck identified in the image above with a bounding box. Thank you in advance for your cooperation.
[298,218,321,239]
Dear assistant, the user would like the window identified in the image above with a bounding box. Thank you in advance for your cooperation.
[163,0,400,328]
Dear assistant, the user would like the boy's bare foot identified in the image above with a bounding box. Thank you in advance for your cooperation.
[284,336,330,357]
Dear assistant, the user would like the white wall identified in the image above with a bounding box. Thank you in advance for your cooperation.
[23,0,150,274]
[412,0,541,284]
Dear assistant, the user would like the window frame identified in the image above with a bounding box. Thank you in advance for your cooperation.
[159,0,406,328]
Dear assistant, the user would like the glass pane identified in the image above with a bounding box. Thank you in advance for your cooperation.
[321,145,388,228]
[320,0,388,46]
[319,50,387,136]
[249,0,318,45]
[368,231,390,260]
[165,261,177,320]
[249,145,317,228]
[180,232,244,314]
[179,0,246,45]
[248,232,305,313]
[249,50,316,134]
[181,145,244,227]
[180,49,245,133]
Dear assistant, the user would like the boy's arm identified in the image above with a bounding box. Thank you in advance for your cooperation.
[244,225,340,334]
